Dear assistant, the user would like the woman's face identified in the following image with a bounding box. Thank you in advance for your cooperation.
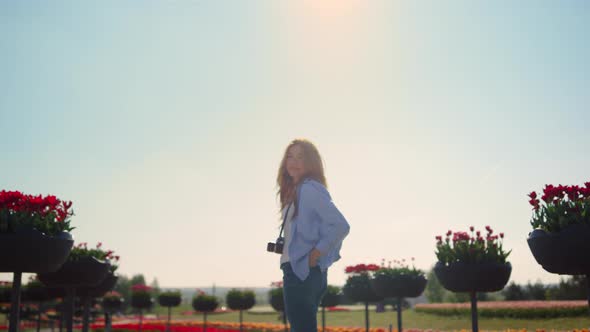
[286,144,306,182]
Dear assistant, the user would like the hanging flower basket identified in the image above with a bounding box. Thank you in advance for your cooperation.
[526,183,590,275]
[0,190,75,273]
[102,291,124,312]
[158,291,182,307]
[131,284,154,310]
[343,264,383,303]
[371,274,428,298]
[38,256,110,288]
[434,261,512,292]
[77,272,119,298]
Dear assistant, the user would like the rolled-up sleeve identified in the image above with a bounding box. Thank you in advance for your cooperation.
[301,181,351,255]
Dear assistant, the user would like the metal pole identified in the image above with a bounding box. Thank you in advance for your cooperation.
[65,288,75,332]
[82,296,91,332]
[364,301,369,332]
[239,310,243,332]
[37,301,43,332]
[470,291,478,332]
[166,306,171,332]
[397,297,402,332]
[322,306,326,332]
[105,311,112,332]
[8,272,22,332]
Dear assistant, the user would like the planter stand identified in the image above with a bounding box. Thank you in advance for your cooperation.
[434,262,511,332]
[0,230,73,332]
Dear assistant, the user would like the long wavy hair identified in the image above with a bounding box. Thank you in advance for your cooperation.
[276,139,327,216]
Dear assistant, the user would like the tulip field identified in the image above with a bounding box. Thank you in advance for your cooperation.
[68,303,590,332]
[2,303,590,332]
[415,301,589,318]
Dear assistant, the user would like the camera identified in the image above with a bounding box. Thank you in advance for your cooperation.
[267,237,284,254]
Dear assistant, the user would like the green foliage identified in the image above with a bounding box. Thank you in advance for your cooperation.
[373,258,425,278]
[226,289,256,311]
[546,276,588,300]
[424,268,445,303]
[67,242,120,272]
[159,290,181,297]
[415,305,588,318]
[0,209,74,236]
[435,227,511,265]
[529,183,590,232]
[503,282,526,301]
[343,274,382,303]
[320,285,341,308]
[192,294,219,312]
[268,288,284,312]
[131,292,153,309]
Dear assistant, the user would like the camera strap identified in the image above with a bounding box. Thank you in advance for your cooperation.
[277,202,292,239]
[277,179,305,239]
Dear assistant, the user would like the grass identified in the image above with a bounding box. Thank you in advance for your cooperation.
[143,305,590,331]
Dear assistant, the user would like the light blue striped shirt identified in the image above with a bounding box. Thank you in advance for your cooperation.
[280,178,351,281]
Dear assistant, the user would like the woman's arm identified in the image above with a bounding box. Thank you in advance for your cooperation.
[301,181,351,256]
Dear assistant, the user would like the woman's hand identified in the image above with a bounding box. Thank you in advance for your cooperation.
[308,248,322,267]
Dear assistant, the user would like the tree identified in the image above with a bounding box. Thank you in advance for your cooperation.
[425,268,445,303]
[524,281,546,300]
[546,275,587,300]
[130,274,146,287]
[114,275,131,302]
[503,282,525,300]
[150,278,161,296]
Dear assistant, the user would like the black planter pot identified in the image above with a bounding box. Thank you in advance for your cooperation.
[158,294,182,307]
[0,229,74,273]
[320,292,340,308]
[370,274,428,298]
[77,273,118,298]
[434,261,511,293]
[343,275,383,303]
[22,285,50,303]
[269,289,284,312]
[38,257,110,288]
[131,294,154,310]
[0,229,73,332]
[0,287,11,303]
[527,224,590,275]
[102,297,124,312]
[46,287,67,299]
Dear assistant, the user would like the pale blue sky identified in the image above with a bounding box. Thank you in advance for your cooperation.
[1,1,589,288]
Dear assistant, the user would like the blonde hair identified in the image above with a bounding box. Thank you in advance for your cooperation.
[276,139,327,213]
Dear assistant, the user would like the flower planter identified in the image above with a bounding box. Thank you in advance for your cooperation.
[320,291,340,308]
[102,297,124,312]
[38,256,109,332]
[370,274,428,298]
[22,285,50,303]
[38,257,110,288]
[131,294,154,310]
[268,289,284,312]
[0,229,74,332]
[77,273,118,298]
[343,275,383,303]
[527,224,590,275]
[0,287,11,303]
[434,261,511,293]
[0,229,73,273]
[158,294,182,307]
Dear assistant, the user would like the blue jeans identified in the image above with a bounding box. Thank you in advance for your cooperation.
[281,262,328,332]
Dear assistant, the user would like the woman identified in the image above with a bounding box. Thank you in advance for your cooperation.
[276,138,350,332]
